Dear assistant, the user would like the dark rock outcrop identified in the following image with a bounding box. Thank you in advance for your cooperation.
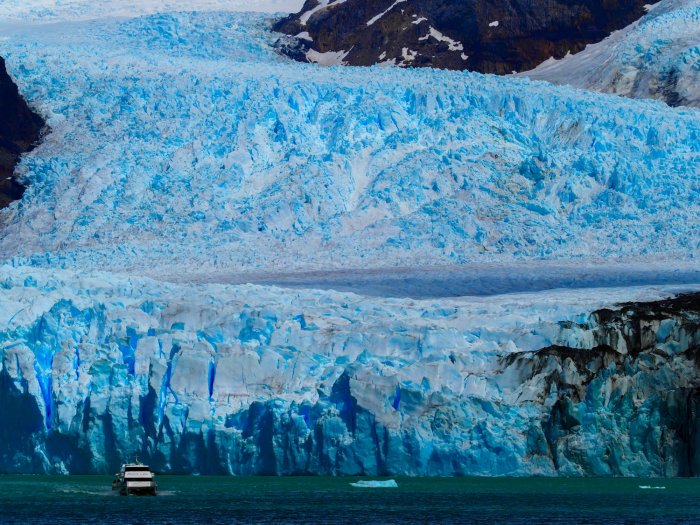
[274,0,650,74]
[0,56,45,209]
[502,293,700,476]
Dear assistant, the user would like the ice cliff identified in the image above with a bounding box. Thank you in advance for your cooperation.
[2,267,700,475]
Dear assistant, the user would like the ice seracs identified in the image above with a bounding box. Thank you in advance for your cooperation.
[0,12,698,278]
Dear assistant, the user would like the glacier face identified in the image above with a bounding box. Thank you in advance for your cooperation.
[0,12,698,277]
[521,0,700,108]
[2,266,700,475]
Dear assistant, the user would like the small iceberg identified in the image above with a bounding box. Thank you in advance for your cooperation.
[350,479,398,488]
[639,485,666,490]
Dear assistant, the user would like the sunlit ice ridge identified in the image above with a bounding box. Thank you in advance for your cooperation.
[0,10,700,476]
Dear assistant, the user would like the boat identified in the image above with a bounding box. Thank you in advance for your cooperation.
[112,459,157,496]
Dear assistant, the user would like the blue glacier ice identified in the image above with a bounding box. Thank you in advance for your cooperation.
[0,11,698,277]
[0,8,699,475]
[1,266,700,475]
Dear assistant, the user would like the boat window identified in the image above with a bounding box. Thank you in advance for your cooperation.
[125,466,151,472]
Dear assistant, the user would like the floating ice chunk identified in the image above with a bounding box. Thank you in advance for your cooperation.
[489,20,500,27]
[639,485,666,489]
[351,480,399,488]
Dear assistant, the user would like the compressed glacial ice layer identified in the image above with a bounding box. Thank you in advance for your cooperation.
[0,12,698,276]
[520,0,700,108]
[1,265,699,475]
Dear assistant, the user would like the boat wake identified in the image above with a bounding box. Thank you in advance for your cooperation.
[56,488,115,496]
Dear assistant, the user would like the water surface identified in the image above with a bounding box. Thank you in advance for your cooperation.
[1,476,699,524]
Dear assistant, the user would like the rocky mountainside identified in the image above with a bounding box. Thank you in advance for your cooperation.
[502,293,700,475]
[273,0,650,73]
[0,57,44,209]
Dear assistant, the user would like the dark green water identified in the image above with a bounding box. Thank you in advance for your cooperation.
[0,476,699,524]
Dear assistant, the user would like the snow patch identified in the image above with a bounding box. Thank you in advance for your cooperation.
[300,0,347,25]
[401,47,417,63]
[306,47,350,66]
[366,0,407,26]
[419,26,464,51]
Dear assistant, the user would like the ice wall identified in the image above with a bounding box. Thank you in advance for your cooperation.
[1,267,699,475]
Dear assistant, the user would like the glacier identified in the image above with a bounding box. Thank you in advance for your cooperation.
[0,7,699,476]
[521,0,700,108]
[0,0,306,22]
[0,11,698,277]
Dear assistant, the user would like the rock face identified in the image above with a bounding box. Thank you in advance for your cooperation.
[501,293,700,475]
[1,266,700,476]
[0,57,44,209]
[273,0,650,73]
